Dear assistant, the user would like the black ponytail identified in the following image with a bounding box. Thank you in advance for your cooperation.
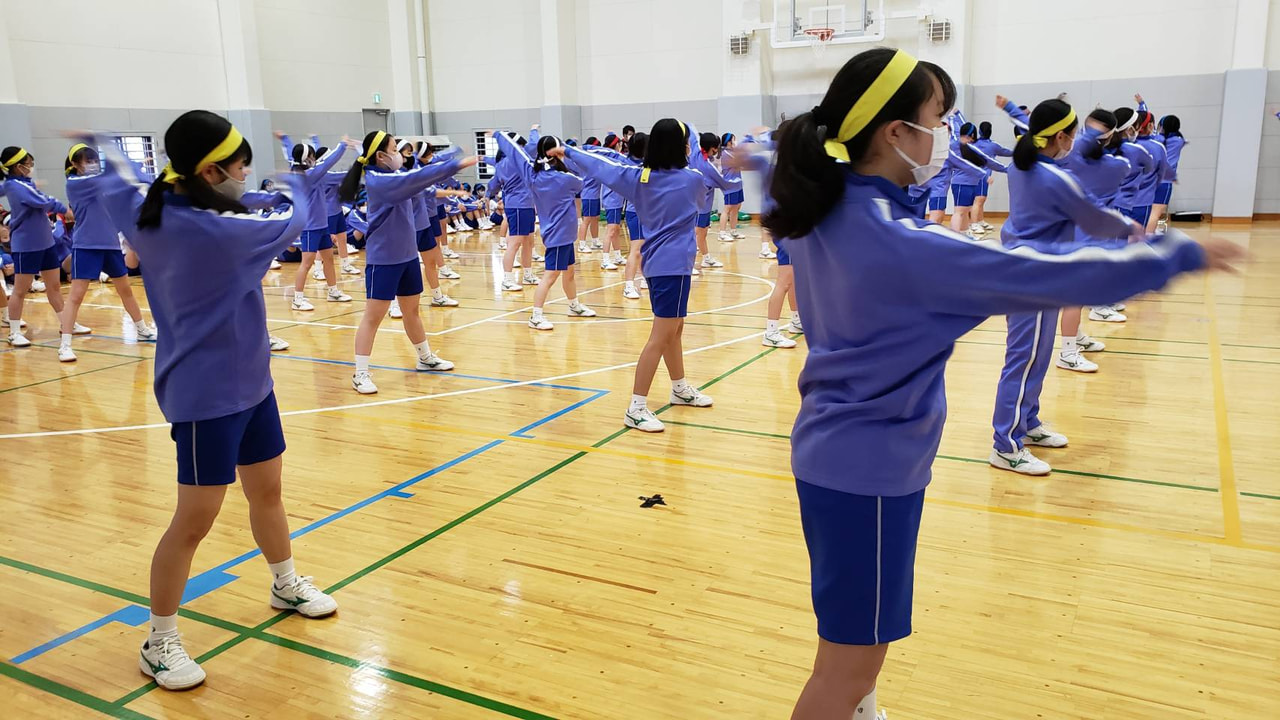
[338,131,387,204]
[138,110,252,230]
[1161,115,1182,137]
[764,47,955,240]
[1012,99,1076,171]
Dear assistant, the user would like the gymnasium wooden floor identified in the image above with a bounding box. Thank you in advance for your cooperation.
[1,219,1277,720]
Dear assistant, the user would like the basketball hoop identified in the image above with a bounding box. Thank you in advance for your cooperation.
[804,27,835,58]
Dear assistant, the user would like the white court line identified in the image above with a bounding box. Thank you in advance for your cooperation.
[0,328,766,440]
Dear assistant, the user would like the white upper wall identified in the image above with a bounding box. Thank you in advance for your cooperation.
[3,0,228,109]
[427,0,543,111]
[255,0,395,112]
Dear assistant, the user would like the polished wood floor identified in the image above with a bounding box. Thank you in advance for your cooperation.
[1,219,1277,719]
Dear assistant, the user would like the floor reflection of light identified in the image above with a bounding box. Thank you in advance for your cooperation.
[500,578,523,614]
[349,665,389,714]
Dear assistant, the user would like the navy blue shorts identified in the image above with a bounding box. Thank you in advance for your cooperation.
[544,244,575,271]
[327,212,345,235]
[796,481,925,645]
[71,248,127,280]
[978,177,990,196]
[926,195,947,212]
[171,391,286,486]
[723,190,745,206]
[696,212,711,229]
[436,205,447,221]
[625,211,644,240]
[581,198,601,218]
[416,227,438,252]
[950,183,977,207]
[647,274,691,318]
[775,239,790,266]
[605,207,623,225]
[300,229,333,252]
[14,246,62,275]
[1124,205,1152,226]
[365,259,423,301]
[1154,182,1173,205]
[506,207,536,236]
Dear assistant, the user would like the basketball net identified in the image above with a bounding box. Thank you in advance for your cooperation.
[804,28,834,59]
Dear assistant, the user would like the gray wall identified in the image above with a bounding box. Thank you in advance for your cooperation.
[1254,71,1280,213]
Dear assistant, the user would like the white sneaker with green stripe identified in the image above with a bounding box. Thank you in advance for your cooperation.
[670,386,713,407]
[624,407,665,433]
[1024,424,1069,448]
[269,575,338,618]
[140,633,206,690]
[988,447,1051,475]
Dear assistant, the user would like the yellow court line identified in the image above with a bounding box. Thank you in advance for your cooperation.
[1204,273,1243,543]
[357,414,1280,555]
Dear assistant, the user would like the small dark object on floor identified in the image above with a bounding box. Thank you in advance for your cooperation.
[638,494,666,508]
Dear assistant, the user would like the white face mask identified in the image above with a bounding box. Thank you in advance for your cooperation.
[892,121,949,184]
[210,165,246,201]
[379,150,404,171]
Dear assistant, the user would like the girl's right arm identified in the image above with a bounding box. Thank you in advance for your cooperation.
[492,132,535,186]
[367,149,471,204]
[559,146,641,200]
[996,95,1030,131]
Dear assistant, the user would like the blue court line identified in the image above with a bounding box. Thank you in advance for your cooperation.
[10,387,607,664]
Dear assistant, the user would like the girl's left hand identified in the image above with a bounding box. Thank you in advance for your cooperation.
[546,147,566,160]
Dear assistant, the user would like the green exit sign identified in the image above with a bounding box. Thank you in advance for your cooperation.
[373,93,382,104]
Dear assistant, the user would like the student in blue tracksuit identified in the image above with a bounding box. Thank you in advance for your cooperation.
[337,131,475,394]
[277,133,357,275]
[691,133,742,272]
[56,144,158,362]
[1152,113,1186,232]
[760,49,1240,720]
[1131,110,1170,231]
[496,131,538,290]
[621,133,649,300]
[738,129,800,349]
[1089,106,1154,324]
[283,138,353,311]
[972,121,1013,230]
[575,136,603,253]
[921,149,952,224]
[716,132,746,241]
[596,133,629,269]
[947,122,1007,235]
[77,112,347,692]
[1,146,75,346]
[552,119,725,433]
[492,131,597,330]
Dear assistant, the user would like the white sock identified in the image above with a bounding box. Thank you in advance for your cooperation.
[762,242,770,253]
[504,271,516,283]
[1062,336,1077,354]
[413,340,433,359]
[791,311,801,324]
[60,332,72,347]
[854,687,876,717]
[629,394,648,412]
[294,290,305,301]
[568,298,581,310]
[671,377,690,394]
[327,285,338,294]
[355,354,370,373]
[149,612,178,639]
[766,320,779,334]
[432,288,444,301]
[532,307,544,319]
[1076,331,1088,342]
[268,557,296,587]
[624,281,635,290]
[134,319,148,331]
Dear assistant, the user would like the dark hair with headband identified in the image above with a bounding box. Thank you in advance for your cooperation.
[1161,115,1181,137]
[1012,99,1077,171]
[1082,108,1117,161]
[1108,107,1137,150]
[339,130,394,203]
[534,135,566,173]
[699,132,721,155]
[765,47,955,240]
[291,143,315,171]
[65,144,99,177]
[959,122,976,139]
[585,136,599,146]
[138,110,253,230]
[979,121,993,139]
[1135,110,1155,135]
[623,124,635,136]
[1,146,34,179]
[644,119,691,171]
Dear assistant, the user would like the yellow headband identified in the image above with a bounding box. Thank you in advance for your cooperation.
[3,148,29,168]
[824,50,919,162]
[1031,108,1076,148]
[66,143,90,175]
[358,131,388,165]
[159,126,244,183]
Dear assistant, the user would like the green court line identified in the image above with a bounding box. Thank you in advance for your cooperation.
[30,342,150,361]
[0,660,154,720]
[0,359,146,395]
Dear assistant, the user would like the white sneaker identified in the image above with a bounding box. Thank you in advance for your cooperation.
[98,272,110,283]
[578,242,590,252]
[341,261,360,275]
[592,240,603,250]
[30,278,46,292]
[140,634,206,691]
[430,294,459,307]
[291,296,314,311]
[326,288,352,303]
[346,244,359,254]
[1056,351,1098,373]
[787,316,804,334]
[670,386,713,407]
[691,266,701,276]
[439,266,461,280]
[529,315,554,330]
[501,280,523,292]
[136,323,159,342]
[988,448,1051,475]
[601,261,618,271]
[442,247,460,259]
[718,231,733,242]
[614,256,626,266]
[522,273,539,285]
[731,230,745,239]
[2,313,27,329]
[58,345,76,362]
[759,249,777,259]
[639,277,648,290]
[762,331,797,348]
[352,371,378,394]
[269,575,338,618]
[268,335,290,351]
[1024,424,1069,448]
[623,284,641,300]
[416,352,455,371]
[388,300,403,319]
[1077,335,1105,352]
[71,322,92,335]
[567,303,597,317]
[701,257,724,268]
[311,264,325,280]
[1112,302,1127,311]
[1088,306,1126,323]
[532,253,545,263]
[269,258,282,270]
[624,407,665,433]
[512,258,521,268]
[7,331,31,347]
[498,240,508,250]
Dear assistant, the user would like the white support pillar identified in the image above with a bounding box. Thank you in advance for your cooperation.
[216,0,273,179]
[538,0,581,139]
[387,0,423,136]
[1213,0,1268,219]
[0,1,32,163]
